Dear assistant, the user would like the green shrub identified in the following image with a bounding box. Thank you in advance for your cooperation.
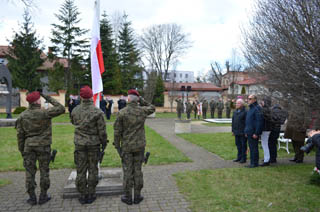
[13,107,27,114]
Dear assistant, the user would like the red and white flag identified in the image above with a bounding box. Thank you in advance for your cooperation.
[91,0,105,108]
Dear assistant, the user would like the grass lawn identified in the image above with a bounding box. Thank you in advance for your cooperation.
[0,179,11,187]
[0,125,191,171]
[177,132,314,160]
[174,164,320,212]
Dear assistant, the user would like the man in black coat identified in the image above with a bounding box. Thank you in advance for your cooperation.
[302,130,320,169]
[244,95,264,168]
[106,96,113,120]
[232,99,247,163]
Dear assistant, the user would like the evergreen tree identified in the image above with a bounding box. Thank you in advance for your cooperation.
[118,14,143,91]
[152,75,165,106]
[50,0,89,93]
[100,11,122,94]
[7,10,44,91]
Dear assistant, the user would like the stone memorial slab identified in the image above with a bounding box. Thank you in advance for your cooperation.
[63,169,124,199]
[0,118,16,127]
[204,118,232,124]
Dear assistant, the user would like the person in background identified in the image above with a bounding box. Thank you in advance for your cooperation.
[232,99,247,163]
[106,96,113,120]
[118,95,127,111]
[209,99,216,118]
[244,95,264,168]
[99,94,107,115]
[217,98,224,118]
[260,97,272,166]
[192,100,198,119]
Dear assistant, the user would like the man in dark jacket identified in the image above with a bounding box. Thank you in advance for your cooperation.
[106,96,113,120]
[302,130,320,169]
[244,95,264,168]
[268,104,287,163]
[232,99,247,163]
[100,94,107,114]
[118,96,127,111]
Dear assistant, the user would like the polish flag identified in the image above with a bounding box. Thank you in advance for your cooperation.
[91,0,105,108]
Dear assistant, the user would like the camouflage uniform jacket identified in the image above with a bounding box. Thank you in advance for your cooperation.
[209,100,216,110]
[113,98,155,153]
[175,99,183,112]
[186,102,193,113]
[217,101,224,110]
[71,99,107,146]
[16,94,65,152]
[202,100,208,110]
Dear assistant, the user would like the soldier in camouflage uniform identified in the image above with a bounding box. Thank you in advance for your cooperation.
[217,98,224,118]
[225,99,232,118]
[202,99,209,119]
[15,91,65,205]
[113,89,155,205]
[185,100,192,120]
[209,99,216,118]
[192,101,198,119]
[175,98,183,119]
[71,86,108,204]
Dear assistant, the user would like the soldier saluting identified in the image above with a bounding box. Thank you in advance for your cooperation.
[113,89,155,205]
[15,90,65,205]
[71,86,108,204]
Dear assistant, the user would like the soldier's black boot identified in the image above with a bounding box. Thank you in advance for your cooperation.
[78,194,87,204]
[134,195,144,204]
[38,193,51,205]
[121,195,133,205]
[27,193,37,206]
[87,193,97,204]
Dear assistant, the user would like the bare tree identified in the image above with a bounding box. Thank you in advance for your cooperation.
[140,23,192,80]
[242,0,320,124]
[209,61,223,86]
[7,0,36,8]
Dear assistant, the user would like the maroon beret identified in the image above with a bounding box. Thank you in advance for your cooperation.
[26,91,40,103]
[128,89,139,97]
[80,86,93,99]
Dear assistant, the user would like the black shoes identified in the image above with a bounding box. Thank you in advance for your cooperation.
[134,195,144,204]
[270,159,277,163]
[78,194,87,204]
[260,162,270,167]
[233,159,241,162]
[289,158,297,162]
[38,194,51,205]
[295,160,303,163]
[27,194,37,206]
[239,160,246,164]
[87,194,97,204]
[121,195,133,205]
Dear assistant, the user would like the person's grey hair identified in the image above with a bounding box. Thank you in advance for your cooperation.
[236,99,245,105]
[128,94,139,102]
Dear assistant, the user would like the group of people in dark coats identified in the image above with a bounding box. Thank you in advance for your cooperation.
[232,95,287,168]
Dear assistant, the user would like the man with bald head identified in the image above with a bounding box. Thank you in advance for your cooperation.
[232,99,247,163]
[244,95,264,168]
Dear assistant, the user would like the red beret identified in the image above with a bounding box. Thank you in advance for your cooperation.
[128,89,139,97]
[80,86,93,99]
[26,91,40,103]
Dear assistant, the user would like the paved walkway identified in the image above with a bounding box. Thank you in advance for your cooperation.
[0,118,314,212]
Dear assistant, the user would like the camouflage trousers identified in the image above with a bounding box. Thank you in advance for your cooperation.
[74,145,100,195]
[122,150,144,197]
[23,145,51,195]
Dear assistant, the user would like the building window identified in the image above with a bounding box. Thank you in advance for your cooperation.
[185,74,188,78]
[180,73,182,78]
[174,73,176,78]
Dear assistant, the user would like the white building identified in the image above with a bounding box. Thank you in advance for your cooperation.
[165,70,195,83]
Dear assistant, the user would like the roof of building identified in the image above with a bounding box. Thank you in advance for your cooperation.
[0,45,68,70]
[234,76,267,85]
[164,82,222,91]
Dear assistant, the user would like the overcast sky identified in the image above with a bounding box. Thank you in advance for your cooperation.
[0,0,253,76]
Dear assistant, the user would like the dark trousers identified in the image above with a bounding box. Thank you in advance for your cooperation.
[187,112,191,119]
[106,111,111,120]
[248,136,259,166]
[235,135,247,161]
[193,111,197,119]
[210,109,215,118]
[292,140,305,161]
[268,130,280,162]
[203,109,207,119]
[226,109,231,118]
[218,110,223,118]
